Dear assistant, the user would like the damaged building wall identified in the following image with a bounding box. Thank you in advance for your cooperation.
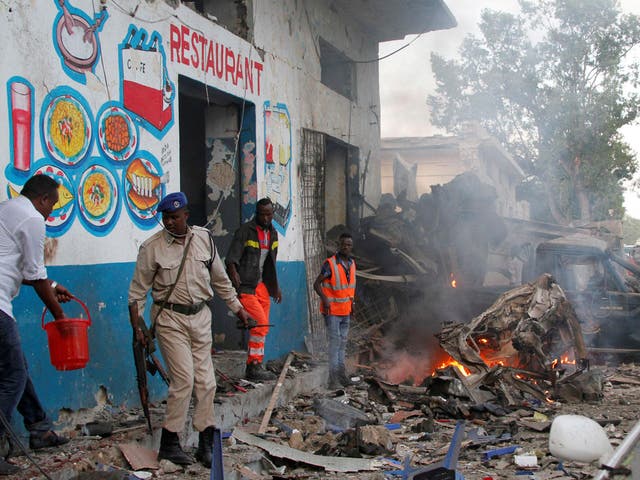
[381,124,530,220]
[0,0,411,417]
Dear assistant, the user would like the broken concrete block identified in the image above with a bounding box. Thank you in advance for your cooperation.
[549,414,613,463]
[356,425,394,455]
[313,398,372,430]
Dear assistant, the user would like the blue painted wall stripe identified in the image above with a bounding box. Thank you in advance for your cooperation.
[12,260,309,423]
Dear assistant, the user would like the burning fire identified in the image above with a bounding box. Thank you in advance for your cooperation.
[552,354,576,369]
[436,357,470,376]
[449,272,457,288]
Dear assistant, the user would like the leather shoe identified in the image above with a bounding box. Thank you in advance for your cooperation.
[194,426,214,468]
[245,362,277,381]
[158,428,194,466]
[29,431,69,451]
[0,459,20,475]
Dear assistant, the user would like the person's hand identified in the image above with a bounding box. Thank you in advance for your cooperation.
[236,308,251,328]
[54,283,73,303]
[133,326,147,346]
[273,287,283,304]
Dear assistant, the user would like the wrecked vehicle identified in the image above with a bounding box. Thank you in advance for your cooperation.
[437,234,640,352]
[354,172,640,353]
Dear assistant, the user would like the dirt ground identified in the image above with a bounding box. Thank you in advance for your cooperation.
[4,359,640,480]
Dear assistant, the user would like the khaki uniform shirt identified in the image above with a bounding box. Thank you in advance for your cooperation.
[128,226,242,314]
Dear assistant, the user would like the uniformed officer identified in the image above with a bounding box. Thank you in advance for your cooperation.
[128,192,249,467]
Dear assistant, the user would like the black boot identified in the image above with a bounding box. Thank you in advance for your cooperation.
[338,367,354,387]
[245,362,277,381]
[29,430,69,451]
[157,428,193,465]
[195,426,214,468]
[0,458,19,476]
[328,371,343,390]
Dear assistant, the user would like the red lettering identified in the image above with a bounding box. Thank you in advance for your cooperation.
[200,34,207,71]
[180,25,190,66]
[169,24,181,63]
[244,57,253,93]
[168,25,264,94]
[254,61,263,96]
[190,31,200,68]
[205,40,215,75]
[215,43,224,78]
[235,53,243,86]
[225,48,236,84]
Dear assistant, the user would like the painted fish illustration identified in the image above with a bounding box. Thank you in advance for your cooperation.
[53,183,74,210]
[8,184,20,199]
[8,181,72,210]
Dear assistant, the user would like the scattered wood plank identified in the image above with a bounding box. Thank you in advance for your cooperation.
[258,352,294,434]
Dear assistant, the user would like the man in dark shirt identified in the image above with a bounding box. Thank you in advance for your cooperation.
[226,198,282,381]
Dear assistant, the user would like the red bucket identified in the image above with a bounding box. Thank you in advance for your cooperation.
[41,297,91,371]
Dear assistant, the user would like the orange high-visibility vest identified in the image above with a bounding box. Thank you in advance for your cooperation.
[320,255,356,316]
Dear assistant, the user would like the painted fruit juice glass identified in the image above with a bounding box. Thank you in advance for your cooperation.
[10,81,32,172]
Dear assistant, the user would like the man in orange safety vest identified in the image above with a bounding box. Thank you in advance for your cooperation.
[313,232,355,389]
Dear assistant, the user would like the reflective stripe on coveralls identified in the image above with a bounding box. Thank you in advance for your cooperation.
[239,282,271,364]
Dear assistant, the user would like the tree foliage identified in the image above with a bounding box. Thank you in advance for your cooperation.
[428,0,640,224]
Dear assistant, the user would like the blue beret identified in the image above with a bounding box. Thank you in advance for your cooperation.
[158,192,188,213]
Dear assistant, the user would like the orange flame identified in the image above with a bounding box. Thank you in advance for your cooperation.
[436,358,470,376]
[449,273,457,288]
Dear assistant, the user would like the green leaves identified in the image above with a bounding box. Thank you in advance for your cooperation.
[428,0,640,223]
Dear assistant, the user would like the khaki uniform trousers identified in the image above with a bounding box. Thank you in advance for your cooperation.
[154,305,215,433]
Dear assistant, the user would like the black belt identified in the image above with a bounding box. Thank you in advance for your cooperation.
[154,301,206,316]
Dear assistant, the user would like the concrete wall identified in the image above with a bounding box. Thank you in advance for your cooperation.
[381,134,530,220]
[0,0,380,414]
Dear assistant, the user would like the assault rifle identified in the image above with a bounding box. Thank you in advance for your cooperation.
[131,313,169,434]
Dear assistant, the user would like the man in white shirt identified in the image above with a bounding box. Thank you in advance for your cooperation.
[0,175,73,475]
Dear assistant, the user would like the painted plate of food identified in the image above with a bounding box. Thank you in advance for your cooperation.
[34,164,75,229]
[42,93,92,166]
[123,155,165,221]
[97,105,138,162]
[77,164,118,227]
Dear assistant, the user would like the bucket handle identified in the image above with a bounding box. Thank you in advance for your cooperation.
[41,296,92,329]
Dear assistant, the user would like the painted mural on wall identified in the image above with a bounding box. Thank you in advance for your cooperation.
[264,102,292,233]
[4,13,174,236]
[206,138,237,236]
[52,0,109,85]
[241,140,257,207]
[119,26,175,137]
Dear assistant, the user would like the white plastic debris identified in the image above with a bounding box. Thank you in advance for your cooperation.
[549,414,613,463]
[514,454,538,468]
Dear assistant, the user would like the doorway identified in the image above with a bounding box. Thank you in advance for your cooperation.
[178,75,256,349]
[300,130,359,355]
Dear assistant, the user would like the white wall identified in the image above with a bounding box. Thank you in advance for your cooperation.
[0,0,382,266]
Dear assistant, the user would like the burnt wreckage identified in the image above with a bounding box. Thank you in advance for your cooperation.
[348,173,640,390]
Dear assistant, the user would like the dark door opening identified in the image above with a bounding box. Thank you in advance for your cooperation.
[178,75,257,350]
[324,136,359,235]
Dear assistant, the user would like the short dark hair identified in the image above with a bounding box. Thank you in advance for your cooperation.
[339,232,352,240]
[21,175,59,200]
[256,198,273,210]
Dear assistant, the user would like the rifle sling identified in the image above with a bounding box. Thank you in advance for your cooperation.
[150,233,194,336]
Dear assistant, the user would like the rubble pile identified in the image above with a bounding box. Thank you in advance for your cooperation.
[3,362,640,479]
